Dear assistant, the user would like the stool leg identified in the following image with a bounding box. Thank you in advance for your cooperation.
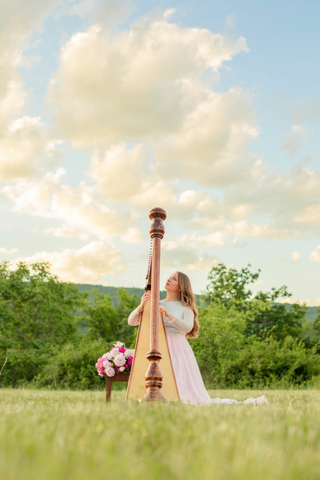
[106,375,112,402]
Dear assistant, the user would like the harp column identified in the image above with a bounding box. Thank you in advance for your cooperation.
[138,207,168,404]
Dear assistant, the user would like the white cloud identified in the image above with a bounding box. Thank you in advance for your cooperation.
[176,163,320,240]
[0,116,62,182]
[309,245,320,263]
[0,0,59,132]
[48,16,248,147]
[121,227,144,244]
[0,247,18,254]
[2,168,137,239]
[89,143,177,208]
[282,125,307,158]
[292,251,300,262]
[155,87,262,187]
[161,239,218,271]
[12,241,127,283]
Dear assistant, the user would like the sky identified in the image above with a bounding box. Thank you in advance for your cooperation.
[0,0,320,304]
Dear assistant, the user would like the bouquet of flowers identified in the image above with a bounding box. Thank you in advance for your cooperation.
[95,341,135,378]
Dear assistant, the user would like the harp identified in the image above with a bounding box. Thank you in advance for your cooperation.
[125,208,180,403]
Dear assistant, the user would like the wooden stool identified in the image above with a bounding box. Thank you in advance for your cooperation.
[106,372,130,402]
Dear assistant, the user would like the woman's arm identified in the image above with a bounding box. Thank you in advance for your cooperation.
[128,305,144,326]
[159,306,194,333]
[128,292,151,326]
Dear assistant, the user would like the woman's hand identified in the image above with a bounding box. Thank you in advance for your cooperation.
[138,292,151,312]
[159,305,169,318]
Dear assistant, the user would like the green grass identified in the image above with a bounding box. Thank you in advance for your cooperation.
[1,388,320,480]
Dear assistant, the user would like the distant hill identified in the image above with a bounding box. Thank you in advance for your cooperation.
[76,284,206,307]
[75,284,319,323]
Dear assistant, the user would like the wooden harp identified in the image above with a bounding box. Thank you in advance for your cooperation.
[125,208,180,403]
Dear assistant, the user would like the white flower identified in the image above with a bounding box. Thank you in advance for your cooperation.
[125,349,135,358]
[103,360,110,369]
[106,352,113,360]
[106,366,115,377]
[111,347,119,357]
[102,353,108,359]
[114,353,126,367]
[119,366,125,372]
[114,341,124,348]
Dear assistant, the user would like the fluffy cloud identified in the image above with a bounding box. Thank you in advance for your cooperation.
[0,0,59,131]
[309,246,320,263]
[0,116,61,182]
[161,240,218,270]
[155,87,262,186]
[0,247,18,254]
[2,168,137,239]
[48,15,248,146]
[12,241,127,283]
[282,125,307,158]
[175,162,320,240]
[89,143,177,208]
[292,251,300,262]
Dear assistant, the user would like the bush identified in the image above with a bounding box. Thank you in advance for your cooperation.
[191,302,320,388]
[33,338,114,390]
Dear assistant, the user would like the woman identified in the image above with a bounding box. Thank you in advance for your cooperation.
[128,271,268,406]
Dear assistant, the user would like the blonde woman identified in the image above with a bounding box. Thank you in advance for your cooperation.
[128,271,268,406]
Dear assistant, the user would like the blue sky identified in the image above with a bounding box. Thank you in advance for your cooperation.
[0,0,319,304]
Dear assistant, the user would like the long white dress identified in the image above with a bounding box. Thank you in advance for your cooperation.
[128,300,268,406]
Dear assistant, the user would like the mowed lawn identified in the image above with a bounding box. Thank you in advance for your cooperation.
[1,388,320,480]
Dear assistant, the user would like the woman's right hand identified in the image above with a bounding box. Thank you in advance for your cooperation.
[138,292,151,312]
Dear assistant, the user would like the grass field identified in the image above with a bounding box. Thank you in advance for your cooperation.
[1,388,320,480]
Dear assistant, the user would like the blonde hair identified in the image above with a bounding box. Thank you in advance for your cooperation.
[177,271,199,339]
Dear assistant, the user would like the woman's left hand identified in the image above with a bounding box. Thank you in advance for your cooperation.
[159,305,169,318]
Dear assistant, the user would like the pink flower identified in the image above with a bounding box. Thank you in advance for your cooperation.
[103,360,110,369]
[106,366,115,377]
[119,347,126,353]
[111,348,119,357]
[114,353,126,367]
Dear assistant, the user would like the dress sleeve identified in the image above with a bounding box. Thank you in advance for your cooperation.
[128,306,143,326]
[166,308,194,333]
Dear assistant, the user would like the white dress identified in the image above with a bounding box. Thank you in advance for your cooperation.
[128,300,268,406]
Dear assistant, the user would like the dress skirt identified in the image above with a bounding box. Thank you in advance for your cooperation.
[166,332,268,406]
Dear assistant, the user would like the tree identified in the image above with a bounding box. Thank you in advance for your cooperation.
[83,287,139,349]
[204,263,307,343]
[0,261,86,385]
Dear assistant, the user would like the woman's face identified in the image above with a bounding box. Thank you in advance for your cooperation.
[165,272,180,293]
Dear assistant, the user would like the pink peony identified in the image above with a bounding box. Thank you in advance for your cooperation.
[111,347,119,357]
[106,366,115,377]
[103,360,110,369]
[114,353,126,367]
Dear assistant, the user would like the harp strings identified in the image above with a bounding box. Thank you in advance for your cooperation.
[145,238,153,291]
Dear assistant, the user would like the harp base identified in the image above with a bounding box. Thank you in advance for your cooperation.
[137,353,168,404]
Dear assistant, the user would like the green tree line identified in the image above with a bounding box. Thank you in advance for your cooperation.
[0,261,320,390]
